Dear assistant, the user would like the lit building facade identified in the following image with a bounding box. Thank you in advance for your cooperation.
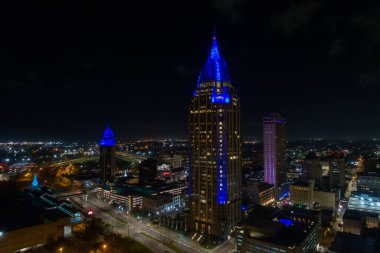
[357,171,380,194]
[99,126,116,183]
[188,35,241,238]
[290,180,314,209]
[243,182,275,206]
[327,158,346,194]
[263,113,286,186]
[97,187,143,212]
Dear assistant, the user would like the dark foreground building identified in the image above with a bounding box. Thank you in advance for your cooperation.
[236,205,321,253]
[99,126,116,183]
[188,34,241,238]
[0,182,81,252]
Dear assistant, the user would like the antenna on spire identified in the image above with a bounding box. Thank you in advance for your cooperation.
[213,24,216,40]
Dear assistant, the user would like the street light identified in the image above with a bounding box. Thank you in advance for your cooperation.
[102,244,108,253]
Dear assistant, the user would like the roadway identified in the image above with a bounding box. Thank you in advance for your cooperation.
[336,157,362,233]
[72,195,172,253]
[115,151,148,164]
[48,156,98,168]
[72,194,235,253]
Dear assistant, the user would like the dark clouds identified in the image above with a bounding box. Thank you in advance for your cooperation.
[212,0,245,23]
[328,38,346,57]
[272,1,320,35]
[1,1,380,141]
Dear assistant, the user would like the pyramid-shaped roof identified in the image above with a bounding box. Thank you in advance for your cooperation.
[99,126,116,146]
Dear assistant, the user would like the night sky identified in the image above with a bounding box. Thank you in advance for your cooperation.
[1,1,380,142]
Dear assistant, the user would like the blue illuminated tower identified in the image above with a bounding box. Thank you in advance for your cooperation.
[188,34,241,238]
[99,126,116,183]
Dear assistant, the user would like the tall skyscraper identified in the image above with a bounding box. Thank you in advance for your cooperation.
[188,34,241,238]
[263,113,286,186]
[99,126,116,183]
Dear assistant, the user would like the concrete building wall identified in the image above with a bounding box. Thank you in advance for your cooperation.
[0,217,70,252]
[314,190,339,211]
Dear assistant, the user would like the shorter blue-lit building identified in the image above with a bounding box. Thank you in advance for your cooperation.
[99,126,116,182]
[236,205,321,253]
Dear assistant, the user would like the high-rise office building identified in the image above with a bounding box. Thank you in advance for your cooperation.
[139,158,158,184]
[290,180,315,209]
[327,158,346,194]
[99,126,116,183]
[302,152,323,190]
[263,113,286,186]
[188,34,241,238]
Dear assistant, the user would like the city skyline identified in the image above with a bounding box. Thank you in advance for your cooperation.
[2,3,380,253]
[2,2,380,141]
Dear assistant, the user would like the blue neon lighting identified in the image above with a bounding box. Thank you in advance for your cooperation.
[197,36,231,85]
[99,126,116,146]
[216,102,227,204]
[211,86,230,104]
[279,191,289,200]
[217,143,227,204]
[278,218,293,227]
[31,173,40,188]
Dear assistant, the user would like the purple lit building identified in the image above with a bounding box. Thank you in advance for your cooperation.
[263,113,286,186]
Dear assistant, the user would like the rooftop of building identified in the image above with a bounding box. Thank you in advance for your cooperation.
[343,209,363,221]
[291,181,312,187]
[255,182,275,191]
[351,191,379,198]
[100,181,186,197]
[241,205,318,248]
[263,113,286,124]
[329,231,377,253]
[357,171,380,177]
[343,208,380,220]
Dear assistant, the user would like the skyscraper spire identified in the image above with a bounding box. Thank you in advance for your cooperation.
[213,24,216,40]
[197,31,230,85]
[99,126,116,147]
[209,34,220,59]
